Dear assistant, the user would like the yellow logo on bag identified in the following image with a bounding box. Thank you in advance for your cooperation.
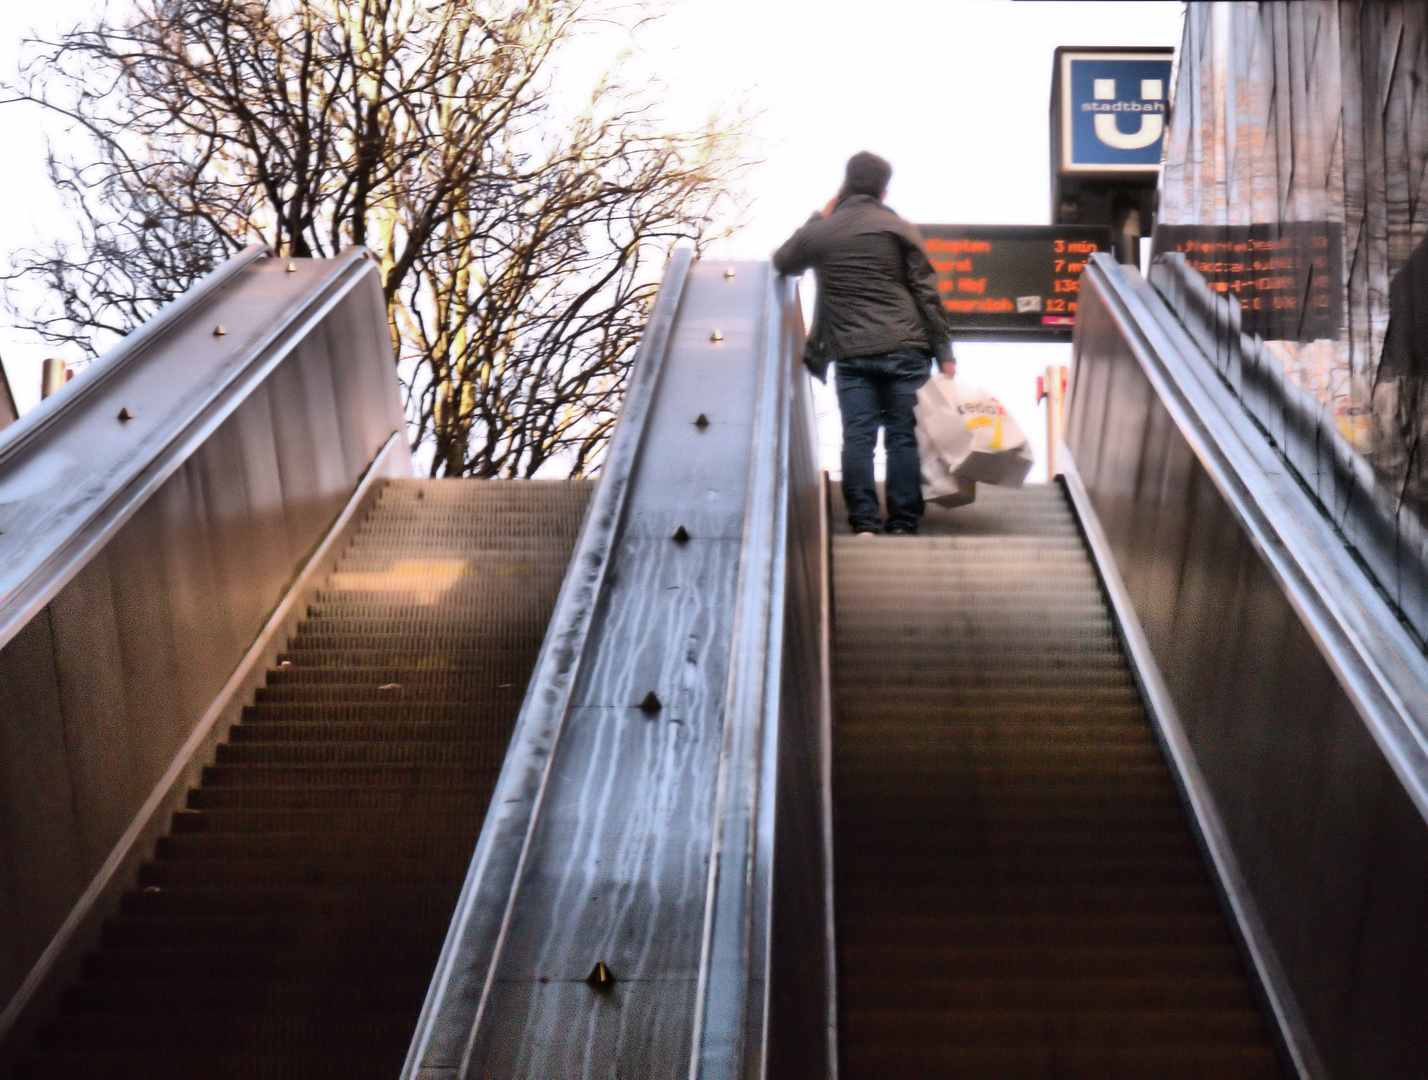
[965,409,1005,449]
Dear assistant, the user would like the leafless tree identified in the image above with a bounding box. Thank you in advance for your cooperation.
[6,0,750,476]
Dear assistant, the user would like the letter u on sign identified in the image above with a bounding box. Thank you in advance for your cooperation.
[1094,112,1164,150]
[1093,76,1164,150]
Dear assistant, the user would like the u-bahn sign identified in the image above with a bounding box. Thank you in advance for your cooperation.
[919,224,1114,341]
[1051,47,1174,176]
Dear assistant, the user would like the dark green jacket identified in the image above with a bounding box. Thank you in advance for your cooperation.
[773,194,952,379]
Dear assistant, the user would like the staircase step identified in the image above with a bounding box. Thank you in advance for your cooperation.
[100,913,451,949]
[36,1011,419,1052]
[839,912,1232,947]
[138,855,470,889]
[841,1044,1280,1080]
[830,483,1277,1076]
[169,806,481,834]
[200,763,499,786]
[212,741,505,766]
[842,1006,1268,1048]
[835,881,1221,914]
[21,478,589,1077]
[61,975,430,1014]
[117,885,463,921]
[228,720,515,744]
[834,944,1244,979]
[186,783,495,811]
[81,944,442,980]
[13,1049,408,1080]
[152,829,477,861]
[843,974,1257,1011]
[251,684,524,704]
[240,701,521,723]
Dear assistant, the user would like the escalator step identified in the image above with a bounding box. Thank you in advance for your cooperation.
[116,886,462,921]
[152,830,480,860]
[18,478,589,1079]
[13,1049,410,1080]
[842,1045,1280,1079]
[200,763,500,786]
[35,1011,420,1052]
[240,701,522,722]
[831,483,1278,1078]
[839,974,1257,1011]
[61,976,430,1013]
[79,945,442,980]
[842,1006,1268,1047]
[99,914,452,949]
[137,855,470,888]
[185,783,494,810]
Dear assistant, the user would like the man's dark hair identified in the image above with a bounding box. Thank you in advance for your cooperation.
[844,151,891,197]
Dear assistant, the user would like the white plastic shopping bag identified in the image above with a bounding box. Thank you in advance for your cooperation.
[914,375,1034,490]
[916,419,976,507]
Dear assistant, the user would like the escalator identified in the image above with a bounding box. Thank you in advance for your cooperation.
[4,242,1428,1080]
[0,249,834,1080]
[16,479,589,1079]
[830,484,1278,1077]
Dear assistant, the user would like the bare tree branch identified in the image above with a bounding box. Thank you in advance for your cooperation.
[5,0,753,477]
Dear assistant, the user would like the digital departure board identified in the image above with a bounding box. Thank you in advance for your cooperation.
[1153,222,1344,342]
[918,225,1115,341]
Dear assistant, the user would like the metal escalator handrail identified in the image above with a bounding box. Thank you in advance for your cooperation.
[0,245,378,651]
[1081,252,1428,821]
[401,247,695,1080]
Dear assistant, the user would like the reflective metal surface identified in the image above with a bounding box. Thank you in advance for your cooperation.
[405,257,832,1080]
[763,317,836,1080]
[1067,252,1428,1079]
[0,247,409,1034]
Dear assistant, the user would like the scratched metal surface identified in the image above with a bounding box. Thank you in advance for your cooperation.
[405,258,832,1080]
[462,260,765,1079]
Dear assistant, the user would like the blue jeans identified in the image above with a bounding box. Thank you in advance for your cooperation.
[835,349,932,529]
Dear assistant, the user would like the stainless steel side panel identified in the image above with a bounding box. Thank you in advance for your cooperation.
[763,324,834,1080]
[1067,254,1428,1079]
[0,248,409,1020]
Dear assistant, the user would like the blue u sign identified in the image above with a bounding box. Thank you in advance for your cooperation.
[1066,57,1173,168]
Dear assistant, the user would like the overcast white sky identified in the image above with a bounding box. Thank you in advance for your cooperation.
[0,0,1185,475]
